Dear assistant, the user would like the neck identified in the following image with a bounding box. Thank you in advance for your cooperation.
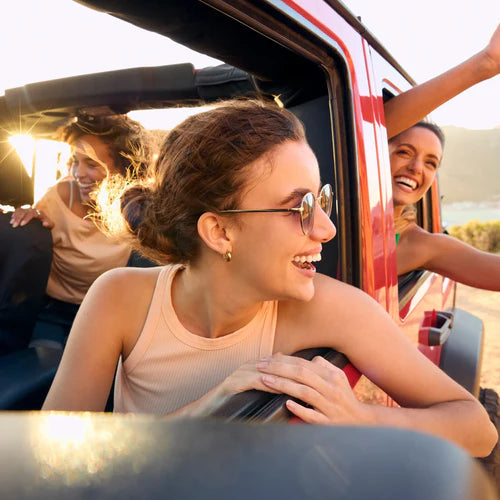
[393,203,405,218]
[171,260,263,339]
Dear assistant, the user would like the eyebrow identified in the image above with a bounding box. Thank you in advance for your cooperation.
[278,187,320,206]
[397,143,441,162]
[397,142,417,152]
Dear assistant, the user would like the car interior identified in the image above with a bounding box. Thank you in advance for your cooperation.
[1,0,452,419]
[0,0,363,414]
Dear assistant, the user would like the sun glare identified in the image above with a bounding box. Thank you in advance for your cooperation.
[9,135,35,176]
[9,135,70,202]
[128,106,211,131]
[33,140,71,202]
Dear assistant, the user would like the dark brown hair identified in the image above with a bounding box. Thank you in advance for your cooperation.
[119,99,306,264]
[389,120,445,149]
[412,121,445,148]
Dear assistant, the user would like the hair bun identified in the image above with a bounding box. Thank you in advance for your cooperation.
[121,185,150,233]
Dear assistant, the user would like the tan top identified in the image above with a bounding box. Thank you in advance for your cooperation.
[35,183,131,304]
[114,265,278,415]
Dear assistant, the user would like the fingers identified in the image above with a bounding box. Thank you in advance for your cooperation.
[258,354,347,393]
[285,399,329,424]
[38,211,54,228]
[10,208,53,228]
[10,208,35,228]
[257,354,359,423]
[220,361,283,398]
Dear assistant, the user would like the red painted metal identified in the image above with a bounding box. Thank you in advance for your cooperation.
[271,0,456,390]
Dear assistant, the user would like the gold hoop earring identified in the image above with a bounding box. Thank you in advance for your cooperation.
[222,251,232,263]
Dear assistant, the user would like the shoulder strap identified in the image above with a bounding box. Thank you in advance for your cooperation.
[68,180,75,210]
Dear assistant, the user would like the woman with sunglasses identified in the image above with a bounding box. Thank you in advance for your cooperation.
[43,100,496,458]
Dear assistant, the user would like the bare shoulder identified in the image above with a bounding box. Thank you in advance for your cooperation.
[89,266,162,315]
[77,266,163,358]
[399,223,433,246]
[95,265,162,290]
[275,273,384,353]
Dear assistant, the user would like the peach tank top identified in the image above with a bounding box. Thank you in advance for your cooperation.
[35,183,130,304]
[114,265,278,415]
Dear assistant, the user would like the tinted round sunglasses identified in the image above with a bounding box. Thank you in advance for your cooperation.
[219,184,333,236]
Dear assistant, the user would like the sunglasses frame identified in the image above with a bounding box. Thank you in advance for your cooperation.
[218,184,333,235]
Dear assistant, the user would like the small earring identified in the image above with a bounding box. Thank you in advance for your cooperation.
[222,251,232,263]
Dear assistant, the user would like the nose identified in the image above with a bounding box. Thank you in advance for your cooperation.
[408,156,424,174]
[72,162,82,178]
[311,203,336,242]
[72,162,88,180]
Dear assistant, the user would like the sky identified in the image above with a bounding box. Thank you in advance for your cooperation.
[1,0,499,129]
[344,0,500,129]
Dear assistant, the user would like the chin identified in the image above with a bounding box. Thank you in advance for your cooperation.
[286,280,316,303]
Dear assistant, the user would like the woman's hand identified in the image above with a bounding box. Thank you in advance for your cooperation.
[173,358,283,417]
[257,353,373,425]
[10,207,54,228]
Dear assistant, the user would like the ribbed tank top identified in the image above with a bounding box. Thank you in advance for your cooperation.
[114,265,278,415]
[35,183,130,304]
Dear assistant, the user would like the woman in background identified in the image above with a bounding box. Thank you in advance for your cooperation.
[390,120,500,291]
[9,115,152,348]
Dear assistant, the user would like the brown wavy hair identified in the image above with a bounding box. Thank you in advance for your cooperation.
[58,114,153,179]
[103,99,306,265]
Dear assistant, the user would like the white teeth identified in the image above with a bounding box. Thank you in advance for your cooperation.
[293,253,322,263]
[395,176,417,190]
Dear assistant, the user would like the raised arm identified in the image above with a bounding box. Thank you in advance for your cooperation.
[396,224,500,290]
[384,23,500,139]
[257,275,497,457]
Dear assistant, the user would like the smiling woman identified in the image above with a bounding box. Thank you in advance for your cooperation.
[391,121,500,292]
[5,114,153,350]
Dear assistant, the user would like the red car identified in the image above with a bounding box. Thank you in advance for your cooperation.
[0,0,498,497]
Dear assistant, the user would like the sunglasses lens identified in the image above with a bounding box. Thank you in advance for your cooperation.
[300,192,315,235]
[319,184,333,217]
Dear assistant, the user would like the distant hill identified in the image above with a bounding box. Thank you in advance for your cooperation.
[439,126,500,203]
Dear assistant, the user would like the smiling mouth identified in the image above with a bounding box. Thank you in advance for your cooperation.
[77,182,97,191]
[292,253,321,270]
[394,176,418,191]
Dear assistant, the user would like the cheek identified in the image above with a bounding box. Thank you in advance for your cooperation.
[236,216,300,258]
[91,167,109,183]
[423,169,437,188]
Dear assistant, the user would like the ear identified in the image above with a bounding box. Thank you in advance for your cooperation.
[197,212,233,255]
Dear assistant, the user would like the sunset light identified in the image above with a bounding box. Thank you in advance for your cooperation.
[8,135,34,176]
[9,135,70,202]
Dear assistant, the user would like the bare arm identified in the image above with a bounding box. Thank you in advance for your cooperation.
[397,225,500,290]
[42,268,158,411]
[265,276,497,457]
[385,23,500,138]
